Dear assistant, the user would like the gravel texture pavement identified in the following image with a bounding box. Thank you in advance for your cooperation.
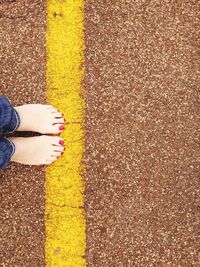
[0,1,46,265]
[84,1,200,266]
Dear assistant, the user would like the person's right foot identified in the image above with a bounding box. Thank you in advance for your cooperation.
[9,136,65,165]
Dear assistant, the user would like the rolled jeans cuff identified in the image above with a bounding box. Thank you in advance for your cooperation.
[0,96,20,134]
[0,137,15,170]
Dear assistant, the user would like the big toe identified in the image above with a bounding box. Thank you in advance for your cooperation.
[50,136,65,147]
[50,124,65,134]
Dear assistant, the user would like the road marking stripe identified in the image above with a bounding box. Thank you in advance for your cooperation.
[45,0,85,266]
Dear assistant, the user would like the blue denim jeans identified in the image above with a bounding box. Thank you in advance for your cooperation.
[0,96,20,170]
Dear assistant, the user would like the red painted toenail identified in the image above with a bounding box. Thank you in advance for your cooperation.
[59,140,64,146]
[59,125,64,130]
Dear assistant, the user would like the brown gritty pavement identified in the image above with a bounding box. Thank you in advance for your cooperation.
[84,1,199,267]
[0,1,46,266]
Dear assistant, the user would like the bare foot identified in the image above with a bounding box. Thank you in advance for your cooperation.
[9,136,65,165]
[14,104,65,134]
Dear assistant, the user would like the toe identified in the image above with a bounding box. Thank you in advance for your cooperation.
[51,136,65,146]
[46,105,56,109]
[47,105,58,112]
[54,124,65,132]
[46,157,57,164]
[51,151,62,157]
[53,146,64,152]
[48,125,64,134]
[53,112,63,118]
[53,117,65,124]
[50,109,59,114]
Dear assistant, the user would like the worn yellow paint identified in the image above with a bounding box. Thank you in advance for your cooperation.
[45,0,85,266]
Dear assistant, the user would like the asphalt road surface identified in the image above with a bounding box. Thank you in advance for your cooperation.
[0,0,199,266]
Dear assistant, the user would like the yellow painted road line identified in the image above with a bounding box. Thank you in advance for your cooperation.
[45,0,85,266]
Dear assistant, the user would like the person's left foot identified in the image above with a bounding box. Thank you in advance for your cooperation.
[14,104,65,134]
